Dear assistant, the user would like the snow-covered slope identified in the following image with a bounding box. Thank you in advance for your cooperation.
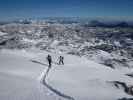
[47,53,133,100]
[0,49,132,100]
[0,49,67,100]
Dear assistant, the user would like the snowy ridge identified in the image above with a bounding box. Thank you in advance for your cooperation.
[0,49,133,100]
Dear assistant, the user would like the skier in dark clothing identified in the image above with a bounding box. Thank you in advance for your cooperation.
[44,54,52,80]
[47,54,52,68]
[58,56,64,65]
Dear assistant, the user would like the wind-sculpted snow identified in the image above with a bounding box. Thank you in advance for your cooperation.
[0,49,133,100]
[46,54,133,100]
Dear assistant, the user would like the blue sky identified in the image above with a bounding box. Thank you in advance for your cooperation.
[0,0,133,21]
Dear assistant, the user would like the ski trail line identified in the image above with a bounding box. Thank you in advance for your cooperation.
[30,59,75,100]
[41,67,75,100]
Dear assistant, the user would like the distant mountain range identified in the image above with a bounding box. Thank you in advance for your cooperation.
[1,17,133,28]
[85,20,133,28]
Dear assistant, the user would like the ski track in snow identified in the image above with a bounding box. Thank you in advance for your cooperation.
[1,49,133,100]
[32,60,75,100]
[0,50,64,100]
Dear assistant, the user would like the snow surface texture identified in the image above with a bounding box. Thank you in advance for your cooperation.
[0,49,67,100]
[0,23,133,69]
[0,49,133,100]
